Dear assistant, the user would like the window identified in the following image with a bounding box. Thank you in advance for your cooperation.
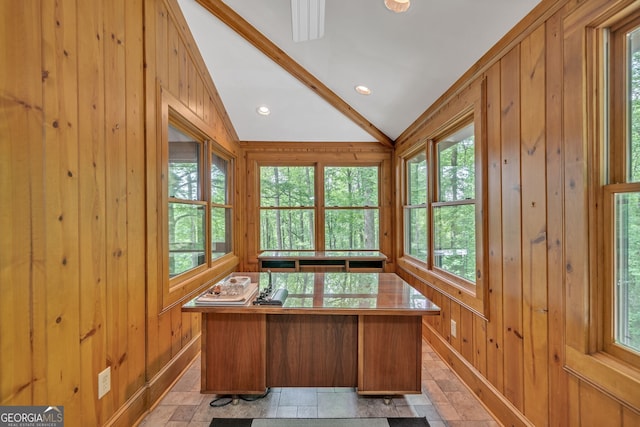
[604,16,640,361]
[210,152,233,259]
[258,164,380,251]
[404,151,428,260]
[324,166,379,250]
[168,124,205,276]
[433,124,476,283]
[260,166,315,250]
[167,120,233,282]
[398,79,485,311]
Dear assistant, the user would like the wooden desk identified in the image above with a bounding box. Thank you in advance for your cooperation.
[182,272,440,396]
[257,251,387,272]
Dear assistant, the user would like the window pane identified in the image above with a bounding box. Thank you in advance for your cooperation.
[324,166,379,206]
[168,202,205,276]
[260,209,314,250]
[168,125,200,200]
[407,152,427,205]
[438,125,475,202]
[628,27,640,182]
[211,153,228,204]
[433,204,476,283]
[325,209,379,250]
[404,207,427,260]
[211,207,232,260]
[260,166,314,207]
[614,192,640,352]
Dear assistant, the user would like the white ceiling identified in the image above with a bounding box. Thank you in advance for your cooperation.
[178,0,540,143]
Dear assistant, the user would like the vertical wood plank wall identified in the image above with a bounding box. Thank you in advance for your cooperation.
[4,0,640,426]
[395,0,640,426]
[1,0,240,425]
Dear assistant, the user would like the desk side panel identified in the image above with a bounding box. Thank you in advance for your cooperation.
[203,313,266,394]
[358,315,422,394]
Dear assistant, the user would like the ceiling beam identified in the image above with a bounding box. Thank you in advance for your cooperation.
[195,0,394,148]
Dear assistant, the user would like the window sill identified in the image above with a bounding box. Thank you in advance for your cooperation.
[162,253,240,311]
[565,345,640,409]
[397,256,485,315]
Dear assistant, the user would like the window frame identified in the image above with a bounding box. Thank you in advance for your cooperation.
[430,121,478,285]
[257,162,382,253]
[398,79,488,318]
[601,13,640,366]
[562,0,640,410]
[403,149,429,261]
[397,80,486,314]
[167,120,208,282]
[159,88,237,310]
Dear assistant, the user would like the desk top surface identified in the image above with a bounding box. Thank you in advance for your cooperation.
[182,272,440,315]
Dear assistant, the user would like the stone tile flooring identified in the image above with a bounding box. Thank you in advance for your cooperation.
[138,340,499,427]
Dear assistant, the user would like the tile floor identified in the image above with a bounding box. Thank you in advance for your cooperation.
[138,340,500,427]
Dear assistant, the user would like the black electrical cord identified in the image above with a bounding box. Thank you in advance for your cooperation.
[209,388,271,407]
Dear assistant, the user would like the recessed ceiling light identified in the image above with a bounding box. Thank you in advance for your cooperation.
[385,0,410,13]
[355,85,371,95]
[256,105,271,116]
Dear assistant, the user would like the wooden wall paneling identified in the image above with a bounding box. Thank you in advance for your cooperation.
[77,0,107,423]
[156,0,169,86]
[440,295,451,343]
[244,154,258,270]
[561,0,590,353]
[430,290,442,333]
[42,0,82,421]
[545,8,570,427]
[500,45,524,411]
[157,310,173,369]
[171,306,183,358]
[197,77,205,119]
[178,38,188,104]
[144,0,162,380]
[485,61,505,392]
[460,307,474,364]
[520,25,550,426]
[125,0,147,396]
[567,374,581,427]
[450,301,461,351]
[623,406,640,426]
[188,61,198,112]
[578,381,623,427]
[0,0,44,406]
[380,158,394,268]
[104,0,130,408]
[167,19,180,97]
[472,316,487,375]
[181,311,193,347]
[191,312,201,340]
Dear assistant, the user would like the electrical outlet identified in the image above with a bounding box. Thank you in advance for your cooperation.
[98,367,111,399]
[451,319,457,338]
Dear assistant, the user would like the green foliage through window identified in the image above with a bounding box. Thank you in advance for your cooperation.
[434,124,476,283]
[258,165,380,251]
[405,152,428,260]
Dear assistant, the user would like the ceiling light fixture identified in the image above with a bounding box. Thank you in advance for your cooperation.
[384,0,410,13]
[291,0,325,42]
[355,85,372,95]
[256,105,271,116]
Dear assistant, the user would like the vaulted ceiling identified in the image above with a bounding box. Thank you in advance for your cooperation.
[177,0,541,144]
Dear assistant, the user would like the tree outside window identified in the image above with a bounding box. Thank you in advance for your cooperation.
[404,152,428,260]
[433,124,476,283]
[258,165,380,251]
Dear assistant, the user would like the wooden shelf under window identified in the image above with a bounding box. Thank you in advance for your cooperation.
[258,251,387,272]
